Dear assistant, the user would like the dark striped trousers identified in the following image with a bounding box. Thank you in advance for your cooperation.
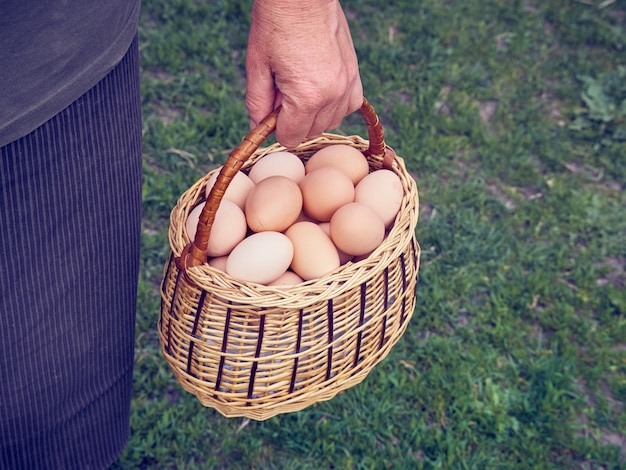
[0,37,142,469]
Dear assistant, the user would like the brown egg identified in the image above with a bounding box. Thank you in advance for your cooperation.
[299,167,354,222]
[354,169,403,227]
[185,199,248,257]
[267,270,304,287]
[248,151,305,184]
[295,211,317,224]
[226,231,294,284]
[208,255,228,272]
[205,168,255,209]
[329,202,385,256]
[185,203,203,243]
[284,221,340,280]
[318,222,354,265]
[245,175,303,232]
[305,144,370,184]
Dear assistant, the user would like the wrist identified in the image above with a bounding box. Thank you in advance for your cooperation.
[251,0,339,28]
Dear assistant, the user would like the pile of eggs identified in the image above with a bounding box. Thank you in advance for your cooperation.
[185,144,404,287]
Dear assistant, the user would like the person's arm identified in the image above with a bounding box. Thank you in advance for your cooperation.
[246,0,363,149]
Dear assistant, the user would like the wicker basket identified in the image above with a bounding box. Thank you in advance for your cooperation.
[158,98,420,420]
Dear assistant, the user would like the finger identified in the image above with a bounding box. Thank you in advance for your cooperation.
[248,88,283,132]
[305,103,339,140]
[305,84,364,139]
[245,58,277,130]
[347,79,364,115]
[273,88,284,110]
[274,99,318,149]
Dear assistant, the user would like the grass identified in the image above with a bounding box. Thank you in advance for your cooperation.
[113,0,625,468]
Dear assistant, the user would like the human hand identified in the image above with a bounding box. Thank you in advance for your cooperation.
[245,0,363,149]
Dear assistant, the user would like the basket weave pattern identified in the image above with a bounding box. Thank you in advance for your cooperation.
[159,100,420,420]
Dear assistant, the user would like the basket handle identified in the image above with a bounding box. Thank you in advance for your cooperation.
[177,97,395,271]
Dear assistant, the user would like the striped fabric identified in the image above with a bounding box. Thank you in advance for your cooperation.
[0,37,142,469]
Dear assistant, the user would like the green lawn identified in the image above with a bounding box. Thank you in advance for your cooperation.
[113,0,625,468]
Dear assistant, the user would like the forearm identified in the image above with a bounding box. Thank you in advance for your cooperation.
[251,0,338,22]
[249,0,345,61]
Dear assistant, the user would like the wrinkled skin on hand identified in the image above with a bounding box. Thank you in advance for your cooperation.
[246,0,363,149]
